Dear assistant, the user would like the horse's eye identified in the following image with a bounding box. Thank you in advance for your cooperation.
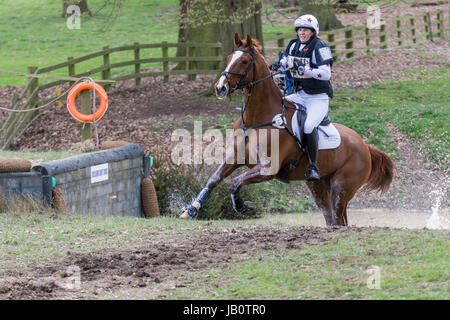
[242,60,248,65]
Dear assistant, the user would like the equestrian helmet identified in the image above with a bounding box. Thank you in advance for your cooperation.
[294,14,319,35]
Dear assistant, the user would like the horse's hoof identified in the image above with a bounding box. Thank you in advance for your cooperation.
[242,208,257,216]
[179,211,192,219]
[239,201,257,216]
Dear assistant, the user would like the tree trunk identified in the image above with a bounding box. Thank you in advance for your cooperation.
[299,0,344,31]
[176,0,263,73]
[62,0,92,18]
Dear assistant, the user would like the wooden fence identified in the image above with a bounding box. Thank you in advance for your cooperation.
[0,42,222,149]
[265,9,449,63]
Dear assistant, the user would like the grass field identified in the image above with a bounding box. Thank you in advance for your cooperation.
[170,227,449,300]
[0,210,448,299]
[0,0,180,86]
[0,150,82,162]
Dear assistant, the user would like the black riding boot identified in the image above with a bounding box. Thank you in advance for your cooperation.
[304,128,320,181]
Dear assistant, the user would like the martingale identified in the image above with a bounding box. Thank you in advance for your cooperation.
[287,56,311,79]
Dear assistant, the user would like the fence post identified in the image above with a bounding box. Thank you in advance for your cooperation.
[410,17,416,44]
[80,90,91,142]
[134,42,141,87]
[68,57,75,86]
[277,38,285,51]
[380,24,387,50]
[345,29,354,59]
[327,33,337,62]
[102,46,111,91]
[27,66,39,112]
[186,46,195,81]
[426,12,433,42]
[0,68,39,150]
[437,10,445,40]
[162,41,169,83]
[215,46,221,70]
[365,27,370,54]
[396,19,402,47]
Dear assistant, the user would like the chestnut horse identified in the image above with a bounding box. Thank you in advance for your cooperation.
[179,33,395,226]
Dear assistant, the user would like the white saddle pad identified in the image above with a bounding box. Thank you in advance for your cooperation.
[292,121,341,150]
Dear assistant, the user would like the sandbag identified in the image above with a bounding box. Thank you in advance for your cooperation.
[100,140,131,150]
[0,158,32,173]
[141,177,160,218]
[52,187,67,214]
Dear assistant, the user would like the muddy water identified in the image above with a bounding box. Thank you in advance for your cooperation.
[257,209,450,230]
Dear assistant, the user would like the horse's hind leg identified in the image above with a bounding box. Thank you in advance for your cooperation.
[306,177,333,226]
[330,165,369,226]
[330,180,351,226]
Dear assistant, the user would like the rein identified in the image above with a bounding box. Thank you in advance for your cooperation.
[222,47,306,168]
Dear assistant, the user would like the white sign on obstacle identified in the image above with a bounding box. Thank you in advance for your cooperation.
[91,163,109,183]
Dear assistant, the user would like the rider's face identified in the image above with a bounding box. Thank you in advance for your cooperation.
[297,28,314,43]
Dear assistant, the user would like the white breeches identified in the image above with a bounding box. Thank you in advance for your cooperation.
[285,91,329,134]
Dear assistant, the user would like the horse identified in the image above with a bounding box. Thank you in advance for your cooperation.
[179,33,395,226]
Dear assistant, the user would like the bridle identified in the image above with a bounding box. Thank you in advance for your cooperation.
[220,47,281,132]
[221,48,279,92]
[220,48,256,92]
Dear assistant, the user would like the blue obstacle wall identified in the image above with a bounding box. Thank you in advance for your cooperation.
[0,144,150,217]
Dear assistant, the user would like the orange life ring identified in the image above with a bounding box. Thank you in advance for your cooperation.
[66,82,108,123]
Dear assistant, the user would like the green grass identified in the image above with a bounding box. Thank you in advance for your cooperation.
[331,67,450,171]
[159,227,450,300]
[0,150,83,163]
[1,210,448,299]
[0,0,180,86]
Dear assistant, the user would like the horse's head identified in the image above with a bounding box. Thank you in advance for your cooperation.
[215,33,262,99]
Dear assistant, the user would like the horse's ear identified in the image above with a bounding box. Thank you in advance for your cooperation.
[234,32,242,48]
[245,34,252,48]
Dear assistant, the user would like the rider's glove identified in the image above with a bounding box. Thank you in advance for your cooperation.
[293,60,306,73]
[271,61,281,71]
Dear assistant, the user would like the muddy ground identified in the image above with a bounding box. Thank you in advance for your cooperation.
[0,225,354,299]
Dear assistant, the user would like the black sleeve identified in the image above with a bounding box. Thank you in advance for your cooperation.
[314,40,334,66]
[283,39,297,57]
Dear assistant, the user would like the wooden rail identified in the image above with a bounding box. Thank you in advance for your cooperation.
[265,9,449,64]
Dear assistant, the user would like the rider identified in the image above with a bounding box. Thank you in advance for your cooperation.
[272,14,333,181]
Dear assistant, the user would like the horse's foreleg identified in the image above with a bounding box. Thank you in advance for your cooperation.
[229,164,276,216]
[179,162,241,219]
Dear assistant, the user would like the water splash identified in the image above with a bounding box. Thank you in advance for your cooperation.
[426,184,449,230]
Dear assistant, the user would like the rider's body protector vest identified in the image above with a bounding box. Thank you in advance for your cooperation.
[285,36,334,98]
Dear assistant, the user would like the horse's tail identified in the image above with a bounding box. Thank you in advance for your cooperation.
[364,144,395,194]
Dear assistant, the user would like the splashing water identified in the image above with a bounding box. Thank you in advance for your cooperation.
[426,184,449,230]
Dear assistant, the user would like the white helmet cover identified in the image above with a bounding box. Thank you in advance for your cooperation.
[294,14,319,35]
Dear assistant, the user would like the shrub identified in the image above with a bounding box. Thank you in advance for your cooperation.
[0,192,48,214]
[150,154,266,220]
